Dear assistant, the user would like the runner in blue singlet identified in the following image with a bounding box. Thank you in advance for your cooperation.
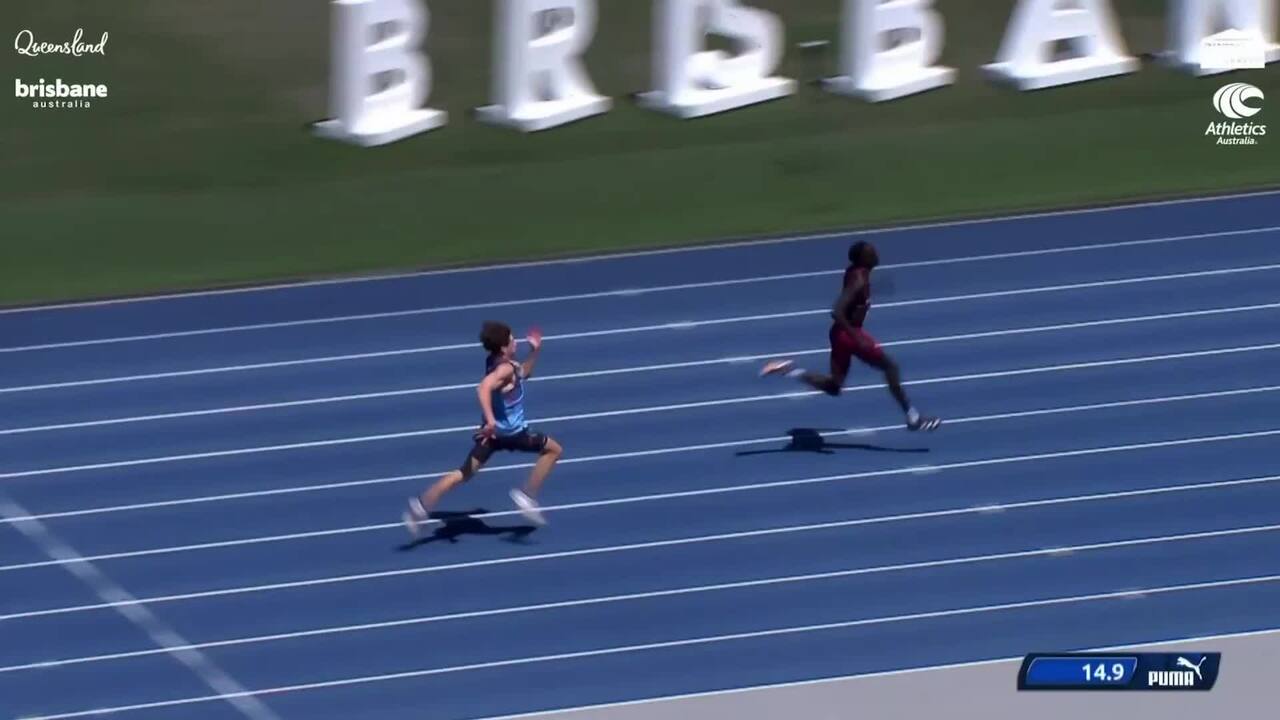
[403,321,563,536]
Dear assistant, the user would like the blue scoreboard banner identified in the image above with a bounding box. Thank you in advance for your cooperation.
[1017,652,1221,691]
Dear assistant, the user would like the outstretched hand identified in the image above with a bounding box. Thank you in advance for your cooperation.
[526,327,543,351]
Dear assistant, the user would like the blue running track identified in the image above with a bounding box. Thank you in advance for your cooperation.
[2,191,1279,720]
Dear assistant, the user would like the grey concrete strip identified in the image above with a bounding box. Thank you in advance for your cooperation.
[486,629,1279,720]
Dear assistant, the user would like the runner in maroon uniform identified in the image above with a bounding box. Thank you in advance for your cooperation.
[761,241,941,432]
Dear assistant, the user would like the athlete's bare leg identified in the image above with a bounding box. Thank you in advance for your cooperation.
[403,456,483,536]
[761,359,844,395]
[509,437,561,527]
[874,355,911,414]
[522,437,562,499]
[868,353,940,430]
[762,357,940,431]
[799,370,844,396]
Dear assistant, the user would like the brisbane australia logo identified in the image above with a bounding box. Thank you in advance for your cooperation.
[13,28,110,110]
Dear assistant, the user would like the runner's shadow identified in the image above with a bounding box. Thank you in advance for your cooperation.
[397,509,537,551]
[736,428,929,456]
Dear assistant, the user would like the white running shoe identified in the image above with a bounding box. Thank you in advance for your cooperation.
[908,415,942,432]
[403,498,427,538]
[510,489,546,526]
[760,359,795,377]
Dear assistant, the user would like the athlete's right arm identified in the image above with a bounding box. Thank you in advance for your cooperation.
[520,330,543,379]
[476,363,515,430]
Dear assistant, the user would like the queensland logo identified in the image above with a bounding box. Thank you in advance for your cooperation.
[1206,83,1265,146]
[14,28,108,57]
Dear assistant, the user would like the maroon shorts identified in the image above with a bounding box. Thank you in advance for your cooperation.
[829,324,887,379]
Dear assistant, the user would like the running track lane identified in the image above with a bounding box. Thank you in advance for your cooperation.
[1,192,1278,720]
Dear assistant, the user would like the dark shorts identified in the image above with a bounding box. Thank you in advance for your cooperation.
[467,429,550,466]
[830,324,887,379]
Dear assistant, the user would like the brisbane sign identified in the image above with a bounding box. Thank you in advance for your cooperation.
[312,0,1279,146]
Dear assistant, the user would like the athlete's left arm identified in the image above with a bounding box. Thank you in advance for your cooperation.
[520,330,543,378]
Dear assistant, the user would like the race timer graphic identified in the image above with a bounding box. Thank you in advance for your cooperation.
[1017,652,1221,690]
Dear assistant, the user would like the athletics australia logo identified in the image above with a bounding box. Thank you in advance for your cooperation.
[1205,83,1265,146]
[1214,82,1263,119]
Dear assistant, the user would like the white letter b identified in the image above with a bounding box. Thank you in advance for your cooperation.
[314,0,446,147]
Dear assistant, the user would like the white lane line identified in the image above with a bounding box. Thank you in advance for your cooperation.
[1,201,1273,315]
[3,475,1278,674]
[6,298,1277,395]
[2,426,1276,573]
[18,572,1280,720]
[3,365,1278,481]
[2,258,1278,354]
[5,324,1279,437]
[0,496,283,720]
[467,626,1280,720]
[4,506,1278,673]
[7,365,1280,525]
[6,324,1278,436]
[2,471,438,523]
[2,427,1277,619]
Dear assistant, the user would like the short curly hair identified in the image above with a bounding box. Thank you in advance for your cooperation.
[479,321,513,354]
[848,241,879,268]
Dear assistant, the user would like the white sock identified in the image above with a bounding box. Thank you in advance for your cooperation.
[907,407,920,424]
[787,368,805,379]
